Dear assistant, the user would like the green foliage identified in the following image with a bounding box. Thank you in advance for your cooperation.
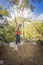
[22,22,43,41]
[0,6,9,17]
[0,21,16,43]
[0,19,43,42]
[33,22,43,35]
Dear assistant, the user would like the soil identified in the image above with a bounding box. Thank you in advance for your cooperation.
[0,42,43,65]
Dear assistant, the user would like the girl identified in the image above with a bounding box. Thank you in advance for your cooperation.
[15,24,22,44]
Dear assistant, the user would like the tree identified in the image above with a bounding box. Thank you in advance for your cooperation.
[8,0,43,39]
[0,6,10,42]
[0,6,9,17]
[8,0,33,38]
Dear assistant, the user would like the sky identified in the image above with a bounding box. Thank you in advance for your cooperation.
[0,0,43,20]
[30,0,43,19]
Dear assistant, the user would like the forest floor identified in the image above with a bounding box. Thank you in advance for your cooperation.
[0,41,43,65]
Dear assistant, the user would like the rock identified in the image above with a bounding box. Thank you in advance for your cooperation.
[0,40,3,47]
[9,42,16,48]
[20,41,25,46]
[9,42,19,51]
[14,45,19,51]
[31,42,37,45]
[0,60,4,65]
[29,58,33,62]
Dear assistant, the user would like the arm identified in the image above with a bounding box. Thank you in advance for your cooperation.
[15,26,19,32]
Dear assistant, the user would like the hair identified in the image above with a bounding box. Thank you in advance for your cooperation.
[19,24,22,27]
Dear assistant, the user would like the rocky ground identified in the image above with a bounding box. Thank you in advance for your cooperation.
[0,41,43,65]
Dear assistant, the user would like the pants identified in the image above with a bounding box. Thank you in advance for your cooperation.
[16,34,20,44]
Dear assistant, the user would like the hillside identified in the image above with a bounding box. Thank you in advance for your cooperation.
[0,41,43,65]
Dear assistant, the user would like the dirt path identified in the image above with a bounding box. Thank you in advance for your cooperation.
[0,42,43,65]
